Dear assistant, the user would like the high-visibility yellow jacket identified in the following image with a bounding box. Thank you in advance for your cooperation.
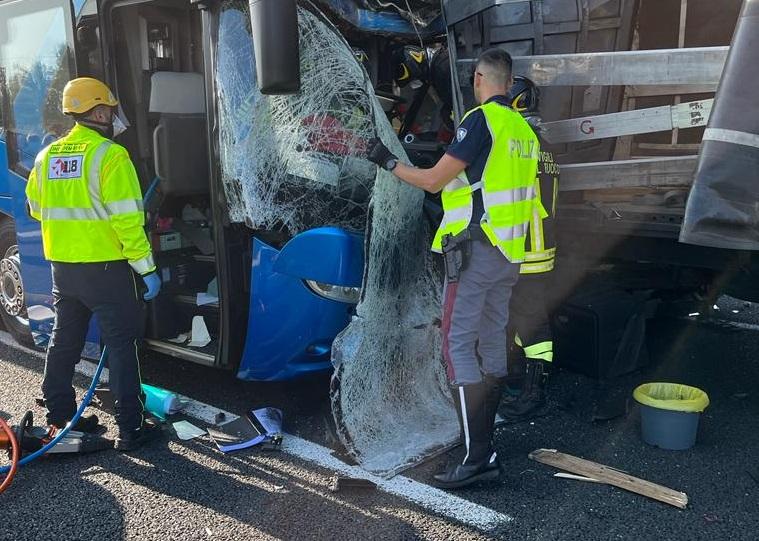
[432,101,542,263]
[25,124,155,275]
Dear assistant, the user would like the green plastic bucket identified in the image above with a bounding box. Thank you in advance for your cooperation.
[633,383,709,450]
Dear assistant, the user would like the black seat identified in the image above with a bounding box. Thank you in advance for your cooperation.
[149,72,208,196]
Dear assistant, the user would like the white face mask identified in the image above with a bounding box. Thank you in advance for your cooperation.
[112,114,128,138]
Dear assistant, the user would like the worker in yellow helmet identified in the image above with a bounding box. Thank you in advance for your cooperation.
[26,77,161,452]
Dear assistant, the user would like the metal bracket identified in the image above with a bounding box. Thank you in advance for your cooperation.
[458,47,728,87]
[560,156,698,192]
[541,98,713,144]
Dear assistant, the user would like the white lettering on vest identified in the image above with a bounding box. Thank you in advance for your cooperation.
[509,139,537,159]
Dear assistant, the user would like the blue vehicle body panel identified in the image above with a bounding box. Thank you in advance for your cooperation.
[273,227,363,287]
[237,228,364,381]
[321,0,444,36]
[0,144,14,216]
[0,196,13,217]
[2,139,102,356]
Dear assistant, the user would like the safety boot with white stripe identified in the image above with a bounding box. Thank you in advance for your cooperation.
[434,383,502,489]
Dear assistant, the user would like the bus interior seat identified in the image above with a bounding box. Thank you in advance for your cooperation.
[149,71,208,196]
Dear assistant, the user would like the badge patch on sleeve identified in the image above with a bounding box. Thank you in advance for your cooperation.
[48,155,84,179]
[456,127,468,142]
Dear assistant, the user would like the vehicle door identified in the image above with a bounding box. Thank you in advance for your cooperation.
[0,0,87,348]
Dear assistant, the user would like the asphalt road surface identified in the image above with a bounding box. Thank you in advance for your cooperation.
[1,296,758,540]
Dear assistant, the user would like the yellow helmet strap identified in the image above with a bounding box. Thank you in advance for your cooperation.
[511,93,526,112]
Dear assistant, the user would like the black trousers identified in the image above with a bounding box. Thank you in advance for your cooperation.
[509,272,553,357]
[42,261,145,431]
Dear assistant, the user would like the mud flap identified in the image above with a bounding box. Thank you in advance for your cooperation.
[680,0,759,250]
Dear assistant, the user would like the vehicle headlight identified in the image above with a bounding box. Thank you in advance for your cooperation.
[305,280,361,304]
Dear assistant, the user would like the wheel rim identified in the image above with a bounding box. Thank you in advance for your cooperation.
[0,245,27,322]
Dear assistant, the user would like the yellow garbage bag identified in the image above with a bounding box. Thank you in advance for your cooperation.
[633,382,710,413]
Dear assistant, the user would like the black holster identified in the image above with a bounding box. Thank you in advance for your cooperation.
[441,230,471,283]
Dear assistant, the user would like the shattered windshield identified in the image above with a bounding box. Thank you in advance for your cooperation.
[215,0,375,235]
[216,0,456,477]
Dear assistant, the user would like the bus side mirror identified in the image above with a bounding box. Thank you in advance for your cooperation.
[249,0,301,94]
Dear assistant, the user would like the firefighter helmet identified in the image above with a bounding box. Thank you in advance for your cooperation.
[507,75,540,114]
[62,77,118,115]
[393,46,428,87]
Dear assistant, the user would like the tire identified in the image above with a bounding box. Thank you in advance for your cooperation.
[0,219,35,347]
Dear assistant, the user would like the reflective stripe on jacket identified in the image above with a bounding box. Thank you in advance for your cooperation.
[521,141,559,275]
[25,124,155,274]
[432,101,542,263]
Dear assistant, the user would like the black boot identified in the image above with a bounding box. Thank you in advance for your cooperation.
[500,359,549,421]
[48,413,103,434]
[483,375,506,430]
[115,419,163,452]
[434,383,501,489]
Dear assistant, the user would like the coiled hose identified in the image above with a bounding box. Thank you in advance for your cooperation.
[0,416,19,494]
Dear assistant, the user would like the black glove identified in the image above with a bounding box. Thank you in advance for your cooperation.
[366,137,398,171]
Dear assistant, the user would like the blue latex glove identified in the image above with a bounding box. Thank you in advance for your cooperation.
[142,271,161,301]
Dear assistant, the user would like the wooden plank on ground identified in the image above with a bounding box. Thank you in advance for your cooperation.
[553,473,604,483]
[529,448,689,509]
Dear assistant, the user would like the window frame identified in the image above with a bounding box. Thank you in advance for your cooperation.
[0,0,78,176]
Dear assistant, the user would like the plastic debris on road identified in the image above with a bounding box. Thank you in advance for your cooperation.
[173,420,206,441]
[208,408,283,453]
[143,383,186,420]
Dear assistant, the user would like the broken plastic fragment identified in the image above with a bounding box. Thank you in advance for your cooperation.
[208,408,283,453]
[173,420,206,441]
[188,316,211,347]
[167,333,188,344]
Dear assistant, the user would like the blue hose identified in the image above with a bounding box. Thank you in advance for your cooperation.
[0,347,108,473]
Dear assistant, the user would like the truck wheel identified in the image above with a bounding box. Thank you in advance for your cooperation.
[0,220,34,347]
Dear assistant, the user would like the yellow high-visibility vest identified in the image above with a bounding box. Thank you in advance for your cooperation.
[432,101,542,263]
[25,123,155,275]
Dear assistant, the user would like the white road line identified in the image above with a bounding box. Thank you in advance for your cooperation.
[0,331,512,532]
[675,317,759,332]
[703,320,759,332]
[282,437,512,531]
[0,331,112,382]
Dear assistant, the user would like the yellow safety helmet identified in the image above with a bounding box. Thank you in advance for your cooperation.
[62,77,118,115]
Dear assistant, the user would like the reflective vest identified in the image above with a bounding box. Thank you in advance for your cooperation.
[521,142,559,275]
[25,124,155,275]
[432,101,542,263]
